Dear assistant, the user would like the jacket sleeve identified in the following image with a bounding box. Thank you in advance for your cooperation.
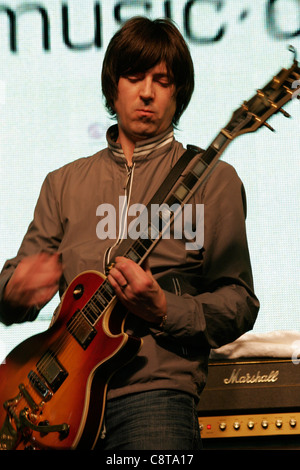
[153,162,259,350]
[0,174,63,326]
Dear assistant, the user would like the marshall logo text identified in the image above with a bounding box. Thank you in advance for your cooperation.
[224,368,279,385]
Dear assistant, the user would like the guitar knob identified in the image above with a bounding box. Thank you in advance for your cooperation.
[73,284,84,299]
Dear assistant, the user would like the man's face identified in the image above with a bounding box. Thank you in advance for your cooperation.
[114,62,176,142]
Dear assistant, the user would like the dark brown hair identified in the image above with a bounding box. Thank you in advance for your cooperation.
[101,17,194,125]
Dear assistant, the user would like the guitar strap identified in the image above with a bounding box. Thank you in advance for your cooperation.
[111,144,203,263]
[144,144,202,210]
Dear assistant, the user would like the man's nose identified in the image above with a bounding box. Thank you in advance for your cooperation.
[139,78,154,102]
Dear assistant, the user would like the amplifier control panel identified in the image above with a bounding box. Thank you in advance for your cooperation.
[198,412,300,438]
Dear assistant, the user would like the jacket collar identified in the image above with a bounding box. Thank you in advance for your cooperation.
[106,124,174,163]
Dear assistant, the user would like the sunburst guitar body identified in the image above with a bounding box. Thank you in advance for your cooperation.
[0,271,141,450]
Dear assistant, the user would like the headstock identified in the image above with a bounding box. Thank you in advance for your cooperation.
[225,46,300,139]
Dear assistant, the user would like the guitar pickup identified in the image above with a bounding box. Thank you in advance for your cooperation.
[28,370,52,401]
[67,310,97,350]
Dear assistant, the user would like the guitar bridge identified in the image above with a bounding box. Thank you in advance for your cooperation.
[36,351,68,393]
[28,370,52,400]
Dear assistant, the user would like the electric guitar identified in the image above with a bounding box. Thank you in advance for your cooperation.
[0,49,299,450]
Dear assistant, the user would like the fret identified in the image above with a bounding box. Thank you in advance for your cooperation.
[191,158,207,177]
[88,283,114,317]
[121,232,157,267]
[173,183,189,202]
[88,295,105,316]
[74,281,116,328]
[132,239,148,259]
[82,304,98,324]
[87,302,102,325]
[101,281,114,300]
[91,292,107,311]
[140,227,151,241]
[212,131,229,151]
[166,194,181,207]
[139,236,152,249]
[140,225,157,243]
[182,172,198,190]
[126,247,140,263]
[201,146,218,165]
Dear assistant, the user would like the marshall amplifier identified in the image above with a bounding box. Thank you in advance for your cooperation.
[197,358,300,447]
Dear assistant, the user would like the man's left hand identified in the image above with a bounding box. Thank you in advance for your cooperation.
[107,256,167,325]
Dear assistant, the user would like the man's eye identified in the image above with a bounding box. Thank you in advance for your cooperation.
[154,76,172,87]
[157,79,171,87]
[126,75,143,83]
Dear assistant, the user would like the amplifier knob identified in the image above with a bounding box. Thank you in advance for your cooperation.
[275,419,282,428]
[233,422,240,430]
[248,421,255,430]
[219,422,226,431]
[261,420,268,429]
[290,419,297,428]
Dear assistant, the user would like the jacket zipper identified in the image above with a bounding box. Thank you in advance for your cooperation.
[103,163,135,272]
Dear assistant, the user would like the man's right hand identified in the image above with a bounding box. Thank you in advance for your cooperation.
[3,252,63,311]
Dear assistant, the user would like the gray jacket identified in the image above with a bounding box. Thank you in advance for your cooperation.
[0,125,259,402]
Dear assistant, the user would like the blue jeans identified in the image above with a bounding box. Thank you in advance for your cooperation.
[96,390,202,450]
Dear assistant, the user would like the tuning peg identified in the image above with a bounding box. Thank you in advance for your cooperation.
[263,122,275,132]
[288,45,298,62]
[279,108,291,118]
